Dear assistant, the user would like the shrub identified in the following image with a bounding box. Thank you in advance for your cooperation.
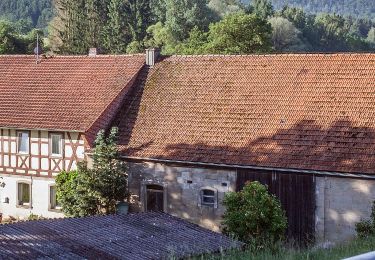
[28,213,41,221]
[356,201,375,238]
[222,181,287,249]
[56,127,129,217]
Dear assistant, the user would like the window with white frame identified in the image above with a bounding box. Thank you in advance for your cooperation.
[17,131,29,154]
[17,182,30,207]
[49,185,61,210]
[50,133,63,156]
[199,188,218,208]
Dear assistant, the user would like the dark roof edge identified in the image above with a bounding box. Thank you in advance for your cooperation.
[120,155,375,180]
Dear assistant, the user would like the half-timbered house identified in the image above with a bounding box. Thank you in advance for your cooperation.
[0,54,144,219]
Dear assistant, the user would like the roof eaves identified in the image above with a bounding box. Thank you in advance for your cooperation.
[0,126,83,133]
[121,155,375,180]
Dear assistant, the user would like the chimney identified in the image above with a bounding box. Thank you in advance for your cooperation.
[89,48,98,57]
[145,48,159,67]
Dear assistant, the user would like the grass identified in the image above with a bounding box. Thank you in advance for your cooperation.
[193,236,375,260]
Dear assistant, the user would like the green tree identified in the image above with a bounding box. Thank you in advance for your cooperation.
[144,21,177,54]
[367,27,375,45]
[102,0,130,53]
[222,181,287,248]
[125,0,153,43]
[56,127,129,217]
[0,20,38,54]
[50,0,103,54]
[208,0,243,18]
[252,0,274,19]
[206,13,272,54]
[176,26,209,54]
[313,13,350,51]
[163,0,215,42]
[269,16,302,51]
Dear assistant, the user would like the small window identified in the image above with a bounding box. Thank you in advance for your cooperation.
[17,182,30,207]
[199,188,218,208]
[49,186,61,210]
[50,133,63,156]
[17,131,29,154]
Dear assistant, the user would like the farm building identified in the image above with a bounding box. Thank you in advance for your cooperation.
[0,51,375,245]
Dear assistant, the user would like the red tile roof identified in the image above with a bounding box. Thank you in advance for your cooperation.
[116,54,375,174]
[0,55,144,141]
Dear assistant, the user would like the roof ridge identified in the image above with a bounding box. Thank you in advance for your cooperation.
[0,54,145,58]
[168,52,375,58]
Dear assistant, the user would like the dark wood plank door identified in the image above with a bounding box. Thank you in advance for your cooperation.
[236,169,316,245]
[146,185,164,212]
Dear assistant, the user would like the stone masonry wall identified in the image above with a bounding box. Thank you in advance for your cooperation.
[127,161,237,232]
[316,176,375,244]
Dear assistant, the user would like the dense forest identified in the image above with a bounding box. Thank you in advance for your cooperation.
[241,0,375,19]
[269,0,375,19]
[1,0,375,55]
[0,0,53,31]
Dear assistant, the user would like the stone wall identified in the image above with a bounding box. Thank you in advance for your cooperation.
[128,162,236,232]
[315,176,375,244]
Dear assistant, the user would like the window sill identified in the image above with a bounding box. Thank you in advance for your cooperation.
[16,205,31,209]
[16,153,30,156]
[49,155,63,159]
[200,204,216,208]
[48,208,62,213]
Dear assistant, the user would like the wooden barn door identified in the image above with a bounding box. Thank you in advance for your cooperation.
[145,184,164,212]
[236,169,316,245]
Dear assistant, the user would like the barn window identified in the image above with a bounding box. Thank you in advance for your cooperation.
[17,131,29,154]
[17,182,30,207]
[50,133,63,156]
[199,188,218,208]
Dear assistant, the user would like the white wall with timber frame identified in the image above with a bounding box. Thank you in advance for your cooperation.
[0,129,85,219]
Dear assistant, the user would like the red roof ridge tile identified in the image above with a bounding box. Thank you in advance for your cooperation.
[0,54,145,58]
[168,52,375,58]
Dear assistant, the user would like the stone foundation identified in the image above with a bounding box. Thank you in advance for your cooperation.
[128,162,236,232]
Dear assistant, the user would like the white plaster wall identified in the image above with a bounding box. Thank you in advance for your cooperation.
[316,176,375,244]
[0,174,64,220]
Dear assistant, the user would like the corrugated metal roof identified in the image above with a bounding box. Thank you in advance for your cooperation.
[0,212,240,259]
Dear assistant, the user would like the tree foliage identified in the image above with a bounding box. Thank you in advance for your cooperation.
[222,181,287,247]
[356,201,375,238]
[0,0,52,30]
[252,0,274,19]
[56,127,128,217]
[206,13,272,54]
[1,0,375,54]
[0,20,43,54]
[269,16,302,51]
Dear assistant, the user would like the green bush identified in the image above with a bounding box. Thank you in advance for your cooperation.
[56,127,129,217]
[28,213,41,221]
[356,201,375,238]
[222,181,287,249]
